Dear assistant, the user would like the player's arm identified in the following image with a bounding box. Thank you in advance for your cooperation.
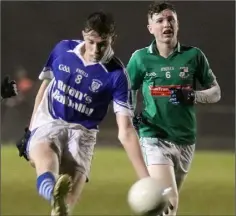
[169,49,221,105]
[116,114,149,179]
[16,40,70,160]
[194,49,221,103]
[29,79,50,129]
[28,40,71,128]
[112,65,149,179]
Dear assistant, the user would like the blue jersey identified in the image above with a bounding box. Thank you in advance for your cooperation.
[36,40,133,130]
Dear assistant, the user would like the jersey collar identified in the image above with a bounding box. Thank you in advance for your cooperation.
[72,41,114,65]
[147,40,181,55]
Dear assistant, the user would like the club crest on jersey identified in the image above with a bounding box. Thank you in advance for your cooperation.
[89,79,103,92]
[179,67,189,79]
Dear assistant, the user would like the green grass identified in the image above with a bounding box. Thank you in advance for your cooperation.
[1,146,235,215]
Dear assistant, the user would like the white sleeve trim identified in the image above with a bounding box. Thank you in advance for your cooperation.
[113,101,134,117]
[39,67,54,80]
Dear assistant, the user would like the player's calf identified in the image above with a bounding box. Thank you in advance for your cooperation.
[65,172,87,215]
[147,165,179,216]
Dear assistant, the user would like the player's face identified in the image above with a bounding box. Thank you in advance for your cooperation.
[82,30,113,62]
[147,9,179,44]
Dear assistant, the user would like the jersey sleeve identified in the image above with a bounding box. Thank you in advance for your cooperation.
[196,49,216,88]
[126,51,144,90]
[112,69,134,117]
[39,40,73,80]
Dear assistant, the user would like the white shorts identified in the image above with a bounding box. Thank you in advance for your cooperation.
[27,120,97,180]
[140,137,195,186]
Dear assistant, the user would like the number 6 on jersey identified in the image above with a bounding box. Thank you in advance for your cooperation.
[165,71,171,79]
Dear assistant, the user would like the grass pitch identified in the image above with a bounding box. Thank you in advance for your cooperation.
[1,145,235,215]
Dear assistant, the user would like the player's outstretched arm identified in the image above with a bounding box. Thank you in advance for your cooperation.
[16,79,50,160]
[29,79,50,129]
[116,113,149,179]
[195,79,221,104]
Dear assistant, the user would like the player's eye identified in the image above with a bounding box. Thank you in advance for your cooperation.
[156,19,163,23]
[167,17,175,22]
[97,42,108,49]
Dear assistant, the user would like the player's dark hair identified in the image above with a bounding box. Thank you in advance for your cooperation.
[84,11,116,38]
[147,1,176,19]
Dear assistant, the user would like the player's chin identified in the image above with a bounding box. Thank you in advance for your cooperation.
[91,56,102,62]
[162,37,174,43]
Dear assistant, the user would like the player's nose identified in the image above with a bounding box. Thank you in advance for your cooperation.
[163,19,171,27]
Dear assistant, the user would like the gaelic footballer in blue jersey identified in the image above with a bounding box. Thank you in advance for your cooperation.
[16,11,149,216]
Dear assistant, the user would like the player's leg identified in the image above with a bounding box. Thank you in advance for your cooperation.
[175,144,195,192]
[58,126,96,215]
[66,171,87,215]
[57,155,87,216]
[140,137,179,216]
[27,123,72,216]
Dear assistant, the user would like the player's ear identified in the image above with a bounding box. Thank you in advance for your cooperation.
[147,24,153,34]
[111,34,117,44]
[82,30,86,39]
[176,20,180,34]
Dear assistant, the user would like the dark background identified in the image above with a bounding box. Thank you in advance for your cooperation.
[1,1,235,150]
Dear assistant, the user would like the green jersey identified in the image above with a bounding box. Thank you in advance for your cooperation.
[127,41,215,145]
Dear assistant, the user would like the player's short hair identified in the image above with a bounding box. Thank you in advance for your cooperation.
[84,11,116,38]
[147,1,176,19]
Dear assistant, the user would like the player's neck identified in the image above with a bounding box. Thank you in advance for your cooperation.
[82,52,91,64]
[156,39,178,58]
[80,47,92,64]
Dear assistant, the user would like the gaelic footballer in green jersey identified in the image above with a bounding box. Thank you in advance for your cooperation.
[127,1,221,216]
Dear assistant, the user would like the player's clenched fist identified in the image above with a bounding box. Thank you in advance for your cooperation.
[1,76,18,99]
[169,88,195,105]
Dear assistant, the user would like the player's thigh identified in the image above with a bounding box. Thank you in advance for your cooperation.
[27,122,68,174]
[140,137,175,167]
[65,127,96,180]
[60,128,96,205]
[140,138,179,196]
[175,144,195,191]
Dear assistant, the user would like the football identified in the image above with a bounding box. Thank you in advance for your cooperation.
[127,177,171,216]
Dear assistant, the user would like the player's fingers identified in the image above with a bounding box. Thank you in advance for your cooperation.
[13,83,18,95]
[10,80,16,85]
[169,98,177,102]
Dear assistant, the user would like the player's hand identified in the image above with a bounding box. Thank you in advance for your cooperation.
[169,87,195,105]
[16,127,31,161]
[1,76,18,99]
